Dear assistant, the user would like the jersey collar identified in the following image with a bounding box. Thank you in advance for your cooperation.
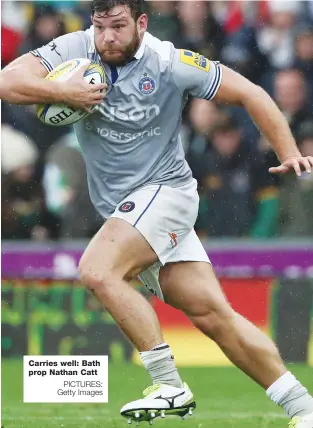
[134,32,148,60]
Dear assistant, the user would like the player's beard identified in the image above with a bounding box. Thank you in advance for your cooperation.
[97,28,140,66]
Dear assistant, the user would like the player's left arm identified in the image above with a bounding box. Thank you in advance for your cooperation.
[214,65,313,176]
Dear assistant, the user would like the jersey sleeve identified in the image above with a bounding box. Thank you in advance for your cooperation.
[30,31,89,73]
[171,49,222,100]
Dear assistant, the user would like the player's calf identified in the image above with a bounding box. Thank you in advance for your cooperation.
[160,261,313,425]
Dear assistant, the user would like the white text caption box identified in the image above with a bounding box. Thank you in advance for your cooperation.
[23,356,108,403]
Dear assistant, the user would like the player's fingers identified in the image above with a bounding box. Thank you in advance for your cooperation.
[88,94,105,104]
[300,157,312,174]
[292,161,302,177]
[268,167,278,174]
[307,156,313,167]
[269,165,288,174]
[87,99,103,106]
[82,92,104,103]
[89,83,106,92]
[92,92,105,99]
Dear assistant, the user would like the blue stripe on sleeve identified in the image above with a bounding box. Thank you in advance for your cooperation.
[204,64,222,100]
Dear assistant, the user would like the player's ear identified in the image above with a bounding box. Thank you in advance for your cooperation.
[137,14,148,36]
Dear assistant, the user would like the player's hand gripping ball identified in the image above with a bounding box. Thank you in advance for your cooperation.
[36,58,106,126]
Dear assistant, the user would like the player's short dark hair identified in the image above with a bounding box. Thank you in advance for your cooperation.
[92,0,145,20]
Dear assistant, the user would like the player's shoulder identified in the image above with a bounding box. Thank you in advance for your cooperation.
[174,49,214,73]
[143,34,213,75]
[143,32,175,65]
[60,25,96,55]
[50,26,95,58]
[81,25,97,56]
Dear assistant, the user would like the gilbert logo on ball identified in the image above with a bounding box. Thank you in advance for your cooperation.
[36,58,106,127]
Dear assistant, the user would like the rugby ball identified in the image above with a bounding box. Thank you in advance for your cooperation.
[36,58,105,127]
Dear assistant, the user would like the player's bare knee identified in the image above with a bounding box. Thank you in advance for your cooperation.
[189,307,235,340]
[78,257,115,290]
[78,256,137,291]
[79,265,104,290]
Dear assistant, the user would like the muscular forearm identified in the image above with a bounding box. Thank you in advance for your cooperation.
[0,69,63,105]
[243,87,301,162]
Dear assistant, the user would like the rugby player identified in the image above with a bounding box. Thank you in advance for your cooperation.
[1,0,312,426]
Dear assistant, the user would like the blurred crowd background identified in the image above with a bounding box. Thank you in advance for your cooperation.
[1,0,313,242]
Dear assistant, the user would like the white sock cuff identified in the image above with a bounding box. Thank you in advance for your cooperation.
[151,343,169,351]
[140,343,172,366]
[140,343,169,355]
[266,372,299,403]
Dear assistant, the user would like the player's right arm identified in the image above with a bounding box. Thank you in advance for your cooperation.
[0,53,64,105]
[171,48,312,175]
[0,33,105,111]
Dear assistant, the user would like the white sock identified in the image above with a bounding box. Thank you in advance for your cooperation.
[140,342,183,388]
[266,372,313,418]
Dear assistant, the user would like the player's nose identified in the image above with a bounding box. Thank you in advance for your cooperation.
[101,29,116,45]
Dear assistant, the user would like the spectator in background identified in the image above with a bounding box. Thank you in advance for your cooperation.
[213,1,269,34]
[257,1,303,71]
[1,26,23,68]
[1,125,59,241]
[34,0,79,12]
[257,134,280,187]
[147,1,180,44]
[183,99,221,183]
[293,24,313,101]
[1,0,29,67]
[28,1,83,33]
[220,23,269,147]
[1,1,29,34]
[1,100,71,163]
[221,25,268,85]
[278,121,313,237]
[19,4,66,56]
[43,133,103,239]
[195,115,279,238]
[304,0,313,23]
[176,1,224,59]
[274,69,312,139]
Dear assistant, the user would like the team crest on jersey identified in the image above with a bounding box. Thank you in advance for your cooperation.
[139,73,155,94]
[180,50,210,72]
[118,201,135,213]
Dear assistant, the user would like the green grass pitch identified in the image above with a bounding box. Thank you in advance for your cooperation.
[2,359,312,428]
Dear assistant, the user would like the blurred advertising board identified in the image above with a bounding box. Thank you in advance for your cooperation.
[2,240,313,365]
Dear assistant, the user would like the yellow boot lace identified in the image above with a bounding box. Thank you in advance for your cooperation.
[289,417,300,428]
[143,384,161,397]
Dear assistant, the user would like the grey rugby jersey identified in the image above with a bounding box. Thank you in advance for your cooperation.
[32,27,222,218]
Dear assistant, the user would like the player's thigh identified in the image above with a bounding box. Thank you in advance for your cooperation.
[160,262,231,316]
[159,234,232,318]
[79,217,158,283]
